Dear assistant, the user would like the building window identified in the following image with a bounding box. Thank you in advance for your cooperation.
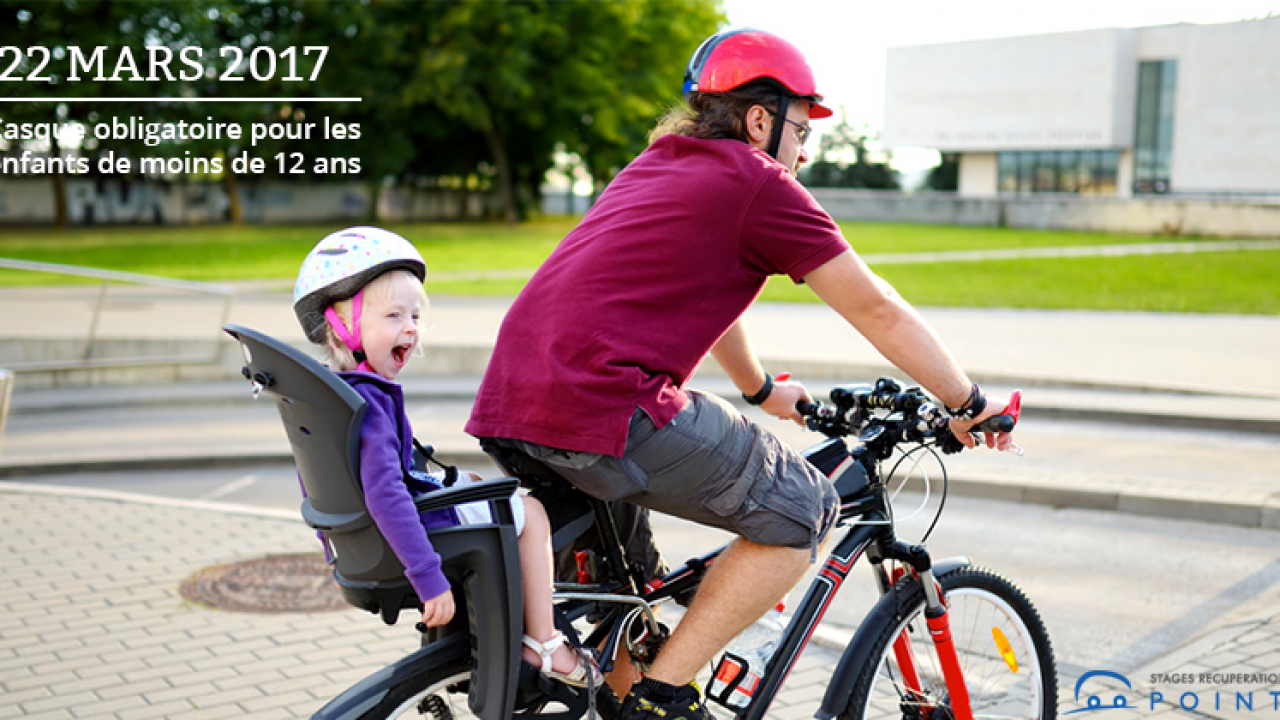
[997,150,1119,195]
[1133,60,1177,194]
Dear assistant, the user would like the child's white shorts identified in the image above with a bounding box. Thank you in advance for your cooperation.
[455,486,527,535]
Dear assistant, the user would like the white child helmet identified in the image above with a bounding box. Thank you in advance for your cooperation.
[293,226,426,343]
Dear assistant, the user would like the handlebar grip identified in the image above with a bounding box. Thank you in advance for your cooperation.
[796,399,819,416]
[973,414,1016,433]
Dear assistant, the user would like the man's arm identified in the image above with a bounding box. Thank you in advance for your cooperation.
[710,318,809,423]
[803,248,974,411]
[709,319,766,397]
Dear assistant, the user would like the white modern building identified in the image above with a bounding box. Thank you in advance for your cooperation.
[882,17,1280,198]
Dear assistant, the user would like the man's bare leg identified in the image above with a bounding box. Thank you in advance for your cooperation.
[643,536,810,686]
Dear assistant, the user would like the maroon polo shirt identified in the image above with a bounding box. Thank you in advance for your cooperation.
[466,134,848,456]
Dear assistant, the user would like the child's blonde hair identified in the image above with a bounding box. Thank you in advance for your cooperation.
[322,269,429,371]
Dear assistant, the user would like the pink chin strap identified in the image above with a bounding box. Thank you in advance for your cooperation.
[324,289,374,372]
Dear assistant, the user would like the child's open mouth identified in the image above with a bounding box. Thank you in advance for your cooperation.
[392,344,410,366]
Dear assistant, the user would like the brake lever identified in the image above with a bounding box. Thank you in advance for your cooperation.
[969,390,1024,455]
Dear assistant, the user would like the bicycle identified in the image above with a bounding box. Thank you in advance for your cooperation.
[225,324,1056,720]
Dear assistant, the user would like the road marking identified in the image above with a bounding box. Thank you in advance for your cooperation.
[425,240,1280,280]
[199,474,259,501]
[862,239,1280,265]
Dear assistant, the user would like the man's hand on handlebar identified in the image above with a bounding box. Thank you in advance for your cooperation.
[949,391,1023,454]
[761,375,811,426]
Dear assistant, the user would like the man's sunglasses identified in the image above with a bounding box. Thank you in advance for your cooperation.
[764,107,811,146]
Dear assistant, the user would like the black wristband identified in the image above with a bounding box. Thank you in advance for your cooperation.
[742,373,774,406]
[947,383,987,421]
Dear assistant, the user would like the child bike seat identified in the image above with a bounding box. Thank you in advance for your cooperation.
[224,324,521,720]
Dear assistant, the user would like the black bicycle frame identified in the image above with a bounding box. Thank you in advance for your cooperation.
[746,520,881,720]
[611,469,972,720]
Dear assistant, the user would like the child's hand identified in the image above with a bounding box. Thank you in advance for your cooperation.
[420,589,456,627]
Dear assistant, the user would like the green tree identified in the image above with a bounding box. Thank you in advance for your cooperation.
[799,112,900,190]
[0,0,203,226]
[2,0,725,226]
[925,152,960,191]
[546,0,724,196]
[399,0,722,222]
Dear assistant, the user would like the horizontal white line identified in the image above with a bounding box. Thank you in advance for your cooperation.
[198,474,260,501]
[862,239,1280,265]
[0,97,360,102]
[0,481,299,521]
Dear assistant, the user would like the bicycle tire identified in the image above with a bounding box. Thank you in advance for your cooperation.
[843,566,1057,720]
[343,652,626,720]
[344,656,472,719]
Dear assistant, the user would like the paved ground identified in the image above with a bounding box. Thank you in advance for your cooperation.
[4,481,1280,720]
[0,483,862,720]
[2,281,1279,718]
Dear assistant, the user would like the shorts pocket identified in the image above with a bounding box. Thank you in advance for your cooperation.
[701,437,771,517]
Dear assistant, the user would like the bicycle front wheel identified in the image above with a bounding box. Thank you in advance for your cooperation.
[845,566,1057,720]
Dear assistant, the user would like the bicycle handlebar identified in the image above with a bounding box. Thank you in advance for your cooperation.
[795,377,1019,454]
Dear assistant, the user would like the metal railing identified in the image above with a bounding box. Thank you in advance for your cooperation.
[0,258,235,372]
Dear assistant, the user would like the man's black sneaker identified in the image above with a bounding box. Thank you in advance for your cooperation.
[619,679,712,720]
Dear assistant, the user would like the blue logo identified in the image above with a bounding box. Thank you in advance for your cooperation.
[1068,669,1280,714]
[1065,671,1133,714]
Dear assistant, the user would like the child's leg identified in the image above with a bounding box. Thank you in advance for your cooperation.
[517,495,584,676]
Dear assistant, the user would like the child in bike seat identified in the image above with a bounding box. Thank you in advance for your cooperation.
[293,226,600,689]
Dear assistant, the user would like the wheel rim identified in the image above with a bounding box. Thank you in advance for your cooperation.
[865,588,1045,720]
[382,670,470,718]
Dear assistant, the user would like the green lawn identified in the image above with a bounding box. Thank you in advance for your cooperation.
[0,218,577,283]
[764,249,1280,314]
[1,219,1276,314]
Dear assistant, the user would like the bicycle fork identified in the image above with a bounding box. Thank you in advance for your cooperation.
[885,552,975,720]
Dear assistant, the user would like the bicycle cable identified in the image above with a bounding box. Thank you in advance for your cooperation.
[884,442,948,535]
[918,442,948,543]
[842,445,943,531]
[884,447,932,524]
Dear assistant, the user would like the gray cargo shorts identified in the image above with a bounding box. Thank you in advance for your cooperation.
[494,390,839,550]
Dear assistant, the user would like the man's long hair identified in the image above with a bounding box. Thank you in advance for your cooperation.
[649,82,781,145]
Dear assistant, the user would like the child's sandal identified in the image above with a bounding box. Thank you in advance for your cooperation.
[522,632,602,688]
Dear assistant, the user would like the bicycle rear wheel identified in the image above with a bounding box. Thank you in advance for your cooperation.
[845,566,1057,720]
[371,667,473,719]
[331,649,625,720]
[314,639,473,720]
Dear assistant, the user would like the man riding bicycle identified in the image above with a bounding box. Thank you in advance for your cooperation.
[466,28,1014,720]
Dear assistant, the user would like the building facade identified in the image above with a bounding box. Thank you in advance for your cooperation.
[882,17,1280,198]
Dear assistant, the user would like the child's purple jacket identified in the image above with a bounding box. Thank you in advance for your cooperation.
[340,370,460,603]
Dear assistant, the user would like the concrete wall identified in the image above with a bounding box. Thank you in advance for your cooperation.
[883,17,1280,197]
[884,28,1136,151]
[958,153,998,197]
[0,179,500,225]
[808,188,1280,237]
[1136,19,1280,194]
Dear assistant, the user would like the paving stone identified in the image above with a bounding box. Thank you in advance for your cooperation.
[116,699,201,720]
[19,691,98,715]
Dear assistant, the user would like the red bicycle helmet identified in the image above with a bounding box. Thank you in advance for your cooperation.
[683,29,833,119]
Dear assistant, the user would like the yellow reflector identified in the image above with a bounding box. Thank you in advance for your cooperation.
[992,627,1019,673]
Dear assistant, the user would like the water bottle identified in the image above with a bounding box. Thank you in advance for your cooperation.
[708,599,787,709]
